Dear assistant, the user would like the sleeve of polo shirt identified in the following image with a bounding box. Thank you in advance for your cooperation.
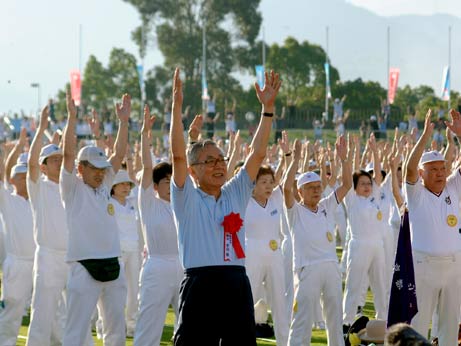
[343,188,355,211]
[171,174,194,219]
[26,175,40,203]
[403,177,422,207]
[59,167,78,206]
[138,183,156,221]
[0,182,10,215]
[321,189,340,215]
[284,202,299,235]
[223,168,254,208]
[447,168,461,198]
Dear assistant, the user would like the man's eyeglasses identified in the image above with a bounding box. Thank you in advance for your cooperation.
[191,157,229,168]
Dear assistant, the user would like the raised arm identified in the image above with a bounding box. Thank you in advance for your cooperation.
[109,94,131,173]
[6,128,27,183]
[28,105,49,182]
[62,89,78,174]
[406,109,433,184]
[334,135,352,202]
[445,109,461,173]
[170,68,187,188]
[389,150,404,208]
[368,133,382,186]
[244,70,282,181]
[88,109,104,149]
[140,104,156,190]
[283,139,301,209]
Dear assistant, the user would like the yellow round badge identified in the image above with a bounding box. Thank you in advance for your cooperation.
[326,231,334,243]
[269,240,278,251]
[447,214,457,227]
[377,210,383,221]
[107,203,115,216]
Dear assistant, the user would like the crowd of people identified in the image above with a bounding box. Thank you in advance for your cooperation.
[0,68,460,346]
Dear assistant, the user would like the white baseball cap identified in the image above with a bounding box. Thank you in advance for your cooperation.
[365,162,374,172]
[17,152,28,165]
[77,146,111,169]
[297,171,321,189]
[419,150,446,167]
[11,163,27,178]
[112,170,135,188]
[39,144,62,164]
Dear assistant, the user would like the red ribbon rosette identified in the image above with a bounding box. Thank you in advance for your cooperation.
[222,212,245,260]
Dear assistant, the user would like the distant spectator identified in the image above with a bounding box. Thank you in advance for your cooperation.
[378,115,387,140]
[370,114,380,139]
[273,106,286,143]
[334,109,350,137]
[312,118,325,141]
[408,112,419,138]
[332,95,346,123]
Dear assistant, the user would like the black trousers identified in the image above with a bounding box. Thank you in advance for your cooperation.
[174,265,256,346]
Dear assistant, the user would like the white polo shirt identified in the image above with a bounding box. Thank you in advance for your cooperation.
[60,168,121,262]
[27,176,68,252]
[111,197,140,252]
[138,184,179,257]
[344,186,386,242]
[404,172,461,256]
[0,184,34,259]
[285,191,339,270]
[244,187,284,246]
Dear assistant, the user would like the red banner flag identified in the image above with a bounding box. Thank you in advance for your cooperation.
[388,68,400,104]
[70,69,82,106]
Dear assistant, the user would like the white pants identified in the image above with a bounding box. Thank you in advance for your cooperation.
[288,262,344,346]
[26,247,69,346]
[246,240,289,346]
[0,255,34,346]
[343,238,388,325]
[281,234,294,321]
[134,256,183,346]
[121,250,141,332]
[62,261,127,346]
[411,251,461,346]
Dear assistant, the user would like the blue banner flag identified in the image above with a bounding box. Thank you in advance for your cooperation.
[255,65,265,89]
[387,209,418,327]
[324,62,331,99]
[201,67,209,100]
[441,66,450,101]
[136,65,145,101]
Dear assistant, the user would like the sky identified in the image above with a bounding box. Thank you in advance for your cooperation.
[1,0,461,114]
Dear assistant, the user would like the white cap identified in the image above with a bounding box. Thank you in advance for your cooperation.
[11,163,27,178]
[297,171,321,189]
[308,159,317,167]
[370,115,377,121]
[419,150,446,167]
[112,170,134,188]
[365,162,374,172]
[17,152,28,165]
[77,146,111,169]
[39,144,62,164]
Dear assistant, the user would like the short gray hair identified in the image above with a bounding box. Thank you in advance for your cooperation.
[187,140,223,166]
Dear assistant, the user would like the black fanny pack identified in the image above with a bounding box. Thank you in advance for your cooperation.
[78,257,120,282]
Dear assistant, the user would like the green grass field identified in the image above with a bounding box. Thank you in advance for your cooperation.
[13,247,378,345]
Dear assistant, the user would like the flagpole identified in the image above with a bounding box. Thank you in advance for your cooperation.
[202,18,207,115]
[325,26,329,122]
[448,25,452,110]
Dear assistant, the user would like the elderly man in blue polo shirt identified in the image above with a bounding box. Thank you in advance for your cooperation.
[169,68,281,346]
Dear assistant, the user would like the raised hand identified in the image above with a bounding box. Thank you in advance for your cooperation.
[188,114,203,142]
[141,104,156,135]
[172,68,183,107]
[445,109,461,137]
[368,132,377,152]
[88,109,101,137]
[293,139,302,161]
[422,109,434,138]
[254,70,282,113]
[66,88,77,119]
[38,105,49,131]
[278,130,290,154]
[115,94,131,123]
[335,135,348,162]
